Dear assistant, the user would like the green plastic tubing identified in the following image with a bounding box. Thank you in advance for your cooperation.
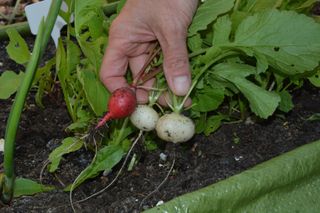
[144,140,320,213]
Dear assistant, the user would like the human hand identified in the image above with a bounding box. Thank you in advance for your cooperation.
[100,0,198,104]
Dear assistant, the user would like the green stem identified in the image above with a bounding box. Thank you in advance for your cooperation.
[115,118,129,145]
[188,48,207,59]
[8,0,22,24]
[39,0,63,56]
[1,19,45,204]
[233,0,242,12]
[176,50,238,112]
[1,0,63,204]
[0,22,30,39]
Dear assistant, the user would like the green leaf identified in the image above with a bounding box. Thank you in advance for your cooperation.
[77,37,106,72]
[66,40,81,74]
[239,0,283,12]
[14,178,54,197]
[189,0,235,36]
[66,121,89,132]
[144,138,158,151]
[0,71,25,99]
[278,90,294,113]
[306,113,320,121]
[213,63,281,118]
[232,9,320,75]
[199,46,222,65]
[195,113,206,134]
[192,87,225,112]
[66,109,91,132]
[188,33,203,52]
[48,137,83,172]
[74,0,105,40]
[74,0,106,71]
[212,15,232,45]
[34,57,56,108]
[78,68,109,116]
[6,28,31,65]
[65,144,124,190]
[117,0,127,14]
[204,115,226,136]
[56,39,68,82]
[308,70,320,87]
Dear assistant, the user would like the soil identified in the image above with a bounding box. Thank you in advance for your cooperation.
[0,35,320,213]
[0,0,36,25]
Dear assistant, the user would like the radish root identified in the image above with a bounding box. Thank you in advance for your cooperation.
[69,130,143,212]
[139,154,176,210]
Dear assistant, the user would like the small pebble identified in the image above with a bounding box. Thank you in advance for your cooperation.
[0,62,3,67]
[245,117,255,125]
[156,200,164,206]
[234,155,244,161]
[159,153,167,161]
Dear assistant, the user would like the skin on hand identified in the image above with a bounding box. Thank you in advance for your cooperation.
[100,0,198,104]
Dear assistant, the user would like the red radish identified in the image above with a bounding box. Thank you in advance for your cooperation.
[96,87,137,128]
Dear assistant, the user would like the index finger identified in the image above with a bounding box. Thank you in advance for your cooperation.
[100,42,130,92]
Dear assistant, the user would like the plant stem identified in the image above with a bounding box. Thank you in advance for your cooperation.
[176,50,238,112]
[115,118,129,145]
[7,0,22,24]
[1,19,45,204]
[188,48,207,58]
[0,22,30,39]
[1,0,63,204]
[233,0,242,11]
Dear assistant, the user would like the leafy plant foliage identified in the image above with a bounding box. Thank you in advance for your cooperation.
[4,0,320,190]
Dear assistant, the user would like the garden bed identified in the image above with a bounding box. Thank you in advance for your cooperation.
[1,38,319,212]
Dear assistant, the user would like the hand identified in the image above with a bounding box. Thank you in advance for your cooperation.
[100,0,198,104]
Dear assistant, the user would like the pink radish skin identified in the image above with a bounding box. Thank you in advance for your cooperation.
[96,87,137,128]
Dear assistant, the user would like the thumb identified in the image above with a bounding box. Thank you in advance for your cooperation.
[159,34,191,96]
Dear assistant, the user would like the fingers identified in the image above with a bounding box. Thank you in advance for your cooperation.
[129,54,155,104]
[100,42,129,92]
[157,29,191,96]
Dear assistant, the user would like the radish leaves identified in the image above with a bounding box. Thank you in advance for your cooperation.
[231,10,320,75]
[189,0,235,36]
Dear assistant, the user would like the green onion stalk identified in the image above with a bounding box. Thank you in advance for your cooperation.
[0,0,63,204]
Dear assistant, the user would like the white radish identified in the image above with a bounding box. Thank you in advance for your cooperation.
[130,105,159,131]
[156,113,195,143]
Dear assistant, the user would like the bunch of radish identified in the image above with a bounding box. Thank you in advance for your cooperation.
[97,43,195,143]
[96,83,195,143]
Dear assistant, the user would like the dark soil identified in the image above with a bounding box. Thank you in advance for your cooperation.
[1,36,320,213]
[0,0,33,25]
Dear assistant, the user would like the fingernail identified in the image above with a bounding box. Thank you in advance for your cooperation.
[173,75,190,95]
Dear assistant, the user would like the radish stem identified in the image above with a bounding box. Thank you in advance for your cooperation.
[175,50,238,112]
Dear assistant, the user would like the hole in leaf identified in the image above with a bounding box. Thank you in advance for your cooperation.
[80,26,89,35]
[86,36,93,42]
[15,43,20,48]
[273,47,280,52]
[291,64,295,67]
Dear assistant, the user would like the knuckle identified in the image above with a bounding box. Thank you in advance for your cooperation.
[165,56,189,71]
